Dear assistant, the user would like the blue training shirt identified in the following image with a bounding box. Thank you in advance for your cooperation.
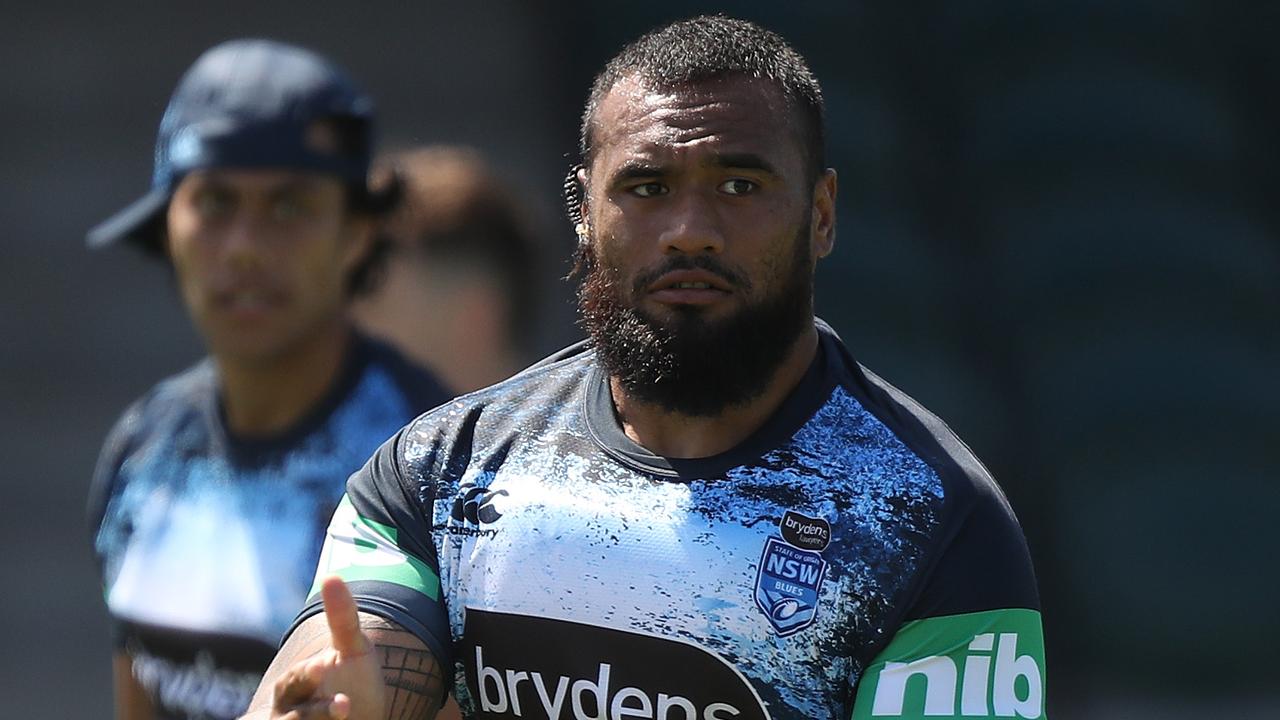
[294,322,1048,720]
[89,332,449,720]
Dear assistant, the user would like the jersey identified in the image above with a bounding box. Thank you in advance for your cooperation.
[294,322,1048,720]
[88,332,449,720]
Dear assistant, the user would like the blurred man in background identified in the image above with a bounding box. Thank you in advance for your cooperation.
[85,40,449,720]
[353,146,542,394]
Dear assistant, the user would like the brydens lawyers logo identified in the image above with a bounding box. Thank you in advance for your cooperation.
[754,510,830,636]
[462,609,770,720]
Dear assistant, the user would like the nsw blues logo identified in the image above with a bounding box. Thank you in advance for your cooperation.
[754,510,831,636]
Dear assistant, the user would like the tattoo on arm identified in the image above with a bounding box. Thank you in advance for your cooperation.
[247,612,447,720]
[284,618,334,655]
[362,615,447,720]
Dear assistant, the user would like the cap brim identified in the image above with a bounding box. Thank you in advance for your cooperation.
[86,190,170,253]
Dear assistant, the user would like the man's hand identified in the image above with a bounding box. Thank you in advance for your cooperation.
[244,575,445,720]
[278,576,388,719]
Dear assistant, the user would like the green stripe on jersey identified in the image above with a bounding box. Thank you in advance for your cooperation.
[309,495,440,601]
[851,608,1046,719]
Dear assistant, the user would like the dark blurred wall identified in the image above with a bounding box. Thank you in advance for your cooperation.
[2,3,1276,719]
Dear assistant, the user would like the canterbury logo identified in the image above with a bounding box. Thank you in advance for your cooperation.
[451,483,509,525]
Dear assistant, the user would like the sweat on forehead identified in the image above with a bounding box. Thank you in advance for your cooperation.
[585,74,795,162]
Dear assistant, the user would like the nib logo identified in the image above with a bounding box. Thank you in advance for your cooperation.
[452,483,509,525]
[851,609,1046,720]
[869,633,1043,718]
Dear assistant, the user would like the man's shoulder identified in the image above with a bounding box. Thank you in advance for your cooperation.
[817,323,1037,614]
[858,364,1003,499]
[818,321,1003,505]
[89,359,216,531]
[110,359,216,439]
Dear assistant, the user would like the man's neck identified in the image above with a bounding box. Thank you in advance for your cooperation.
[216,321,353,438]
[610,324,819,459]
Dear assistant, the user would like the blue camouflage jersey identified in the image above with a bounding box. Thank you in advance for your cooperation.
[89,333,448,720]
[295,322,1048,720]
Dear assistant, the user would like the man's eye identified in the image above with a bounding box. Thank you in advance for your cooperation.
[194,190,232,217]
[719,179,757,196]
[631,182,667,198]
[272,197,309,222]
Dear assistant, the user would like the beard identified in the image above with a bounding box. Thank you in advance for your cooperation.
[577,222,814,417]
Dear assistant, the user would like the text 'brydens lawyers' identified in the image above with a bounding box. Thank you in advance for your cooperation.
[474,647,744,720]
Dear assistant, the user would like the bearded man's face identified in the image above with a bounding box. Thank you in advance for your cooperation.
[578,221,814,417]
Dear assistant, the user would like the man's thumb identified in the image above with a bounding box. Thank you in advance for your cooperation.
[321,575,372,657]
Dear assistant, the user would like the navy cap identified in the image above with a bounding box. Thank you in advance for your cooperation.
[87,39,376,254]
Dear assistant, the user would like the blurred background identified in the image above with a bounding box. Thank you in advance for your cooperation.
[2,1,1276,717]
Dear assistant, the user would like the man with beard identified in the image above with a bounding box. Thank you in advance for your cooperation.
[244,16,1047,720]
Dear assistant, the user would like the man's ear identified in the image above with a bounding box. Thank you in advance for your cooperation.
[810,168,837,259]
[575,165,591,241]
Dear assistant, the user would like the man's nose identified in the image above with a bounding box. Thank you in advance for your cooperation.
[659,190,725,255]
[222,212,268,265]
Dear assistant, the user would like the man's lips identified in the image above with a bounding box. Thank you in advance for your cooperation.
[211,285,285,314]
[646,269,733,305]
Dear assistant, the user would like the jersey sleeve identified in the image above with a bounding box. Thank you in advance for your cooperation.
[285,425,453,672]
[849,481,1047,719]
[86,402,144,651]
[86,400,143,547]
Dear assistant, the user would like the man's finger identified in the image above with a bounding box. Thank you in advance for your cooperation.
[274,657,326,708]
[320,575,371,657]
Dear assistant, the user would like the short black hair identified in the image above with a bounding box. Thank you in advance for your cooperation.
[579,15,826,180]
[319,113,404,298]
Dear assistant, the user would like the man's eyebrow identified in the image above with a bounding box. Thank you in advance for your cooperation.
[711,153,779,176]
[190,173,325,197]
[266,176,326,198]
[609,160,666,183]
[604,154,780,184]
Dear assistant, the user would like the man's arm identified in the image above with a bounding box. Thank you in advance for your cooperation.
[243,577,447,720]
